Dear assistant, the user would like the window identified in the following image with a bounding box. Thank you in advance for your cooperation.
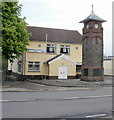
[76,47,78,50]
[85,38,88,44]
[84,69,88,76]
[76,65,82,72]
[28,62,40,72]
[38,44,41,47]
[18,61,22,72]
[60,45,70,54]
[93,69,101,76]
[95,37,98,44]
[46,44,56,53]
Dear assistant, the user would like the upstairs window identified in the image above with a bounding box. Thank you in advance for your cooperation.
[60,45,70,54]
[28,62,40,72]
[46,44,56,53]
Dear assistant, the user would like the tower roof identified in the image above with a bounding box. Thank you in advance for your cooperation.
[79,5,106,23]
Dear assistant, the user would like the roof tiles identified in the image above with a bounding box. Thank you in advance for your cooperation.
[27,26,82,44]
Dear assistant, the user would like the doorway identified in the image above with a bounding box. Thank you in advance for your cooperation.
[58,66,67,79]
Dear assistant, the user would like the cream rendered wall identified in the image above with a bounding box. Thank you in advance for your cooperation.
[70,44,82,62]
[27,41,82,62]
[25,52,48,75]
[49,60,76,76]
[27,41,47,50]
[24,41,82,75]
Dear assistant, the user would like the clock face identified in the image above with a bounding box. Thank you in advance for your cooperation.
[94,24,99,28]
[86,24,89,29]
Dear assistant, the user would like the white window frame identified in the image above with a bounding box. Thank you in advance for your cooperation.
[28,62,40,72]
[46,44,56,53]
[60,45,70,54]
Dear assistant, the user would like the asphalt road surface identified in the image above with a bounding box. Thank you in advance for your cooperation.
[2,87,112,118]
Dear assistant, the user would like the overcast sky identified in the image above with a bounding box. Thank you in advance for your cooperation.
[19,0,113,56]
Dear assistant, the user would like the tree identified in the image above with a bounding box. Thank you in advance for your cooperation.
[1,1,31,64]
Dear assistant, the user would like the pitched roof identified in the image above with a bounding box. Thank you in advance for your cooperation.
[27,26,82,44]
[79,6,106,23]
[45,54,76,64]
[45,54,62,64]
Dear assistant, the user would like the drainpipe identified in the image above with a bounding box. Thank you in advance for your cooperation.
[48,64,49,79]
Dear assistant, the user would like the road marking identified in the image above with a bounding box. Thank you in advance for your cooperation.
[59,119,66,120]
[0,98,36,103]
[0,94,112,103]
[86,114,106,118]
[0,100,10,102]
[0,87,95,92]
[64,95,112,100]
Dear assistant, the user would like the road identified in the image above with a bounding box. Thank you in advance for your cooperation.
[2,87,112,118]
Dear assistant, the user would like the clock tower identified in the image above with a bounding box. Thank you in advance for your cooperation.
[80,6,106,81]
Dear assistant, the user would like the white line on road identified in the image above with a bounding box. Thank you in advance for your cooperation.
[64,95,112,100]
[0,100,10,102]
[0,98,36,103]
[1,95,112,103]
[86,114,106,118]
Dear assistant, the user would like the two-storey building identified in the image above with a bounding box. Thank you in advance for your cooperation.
[8,26,82,80]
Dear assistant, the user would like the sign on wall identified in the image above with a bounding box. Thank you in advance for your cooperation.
[27,49,46,53]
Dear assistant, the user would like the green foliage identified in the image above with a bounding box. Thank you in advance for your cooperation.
[1,1,31,63]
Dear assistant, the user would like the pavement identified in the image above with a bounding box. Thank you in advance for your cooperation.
[0,76,113,92]
[27,76,113,87]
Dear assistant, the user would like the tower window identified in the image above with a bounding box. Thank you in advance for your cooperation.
[93,69,101,76]
[95,38,98,44]
[96,40,98,44]
[84,38,88,44]
[84,69,88,76]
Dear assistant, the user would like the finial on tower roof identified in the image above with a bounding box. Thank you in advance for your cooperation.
[79,5,106,23]
[92,5,94,11]
[91,5,94,14]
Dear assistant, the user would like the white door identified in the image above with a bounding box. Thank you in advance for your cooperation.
[58,66,67,79]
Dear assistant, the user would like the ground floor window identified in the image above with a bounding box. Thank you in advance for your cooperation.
[28,62,40,72]
[76,65,82,72]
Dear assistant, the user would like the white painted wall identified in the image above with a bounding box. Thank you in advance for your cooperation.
[103,60,112,75]
[112,58,114,76]
[8,59,18,73]
[8,56,22,74]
